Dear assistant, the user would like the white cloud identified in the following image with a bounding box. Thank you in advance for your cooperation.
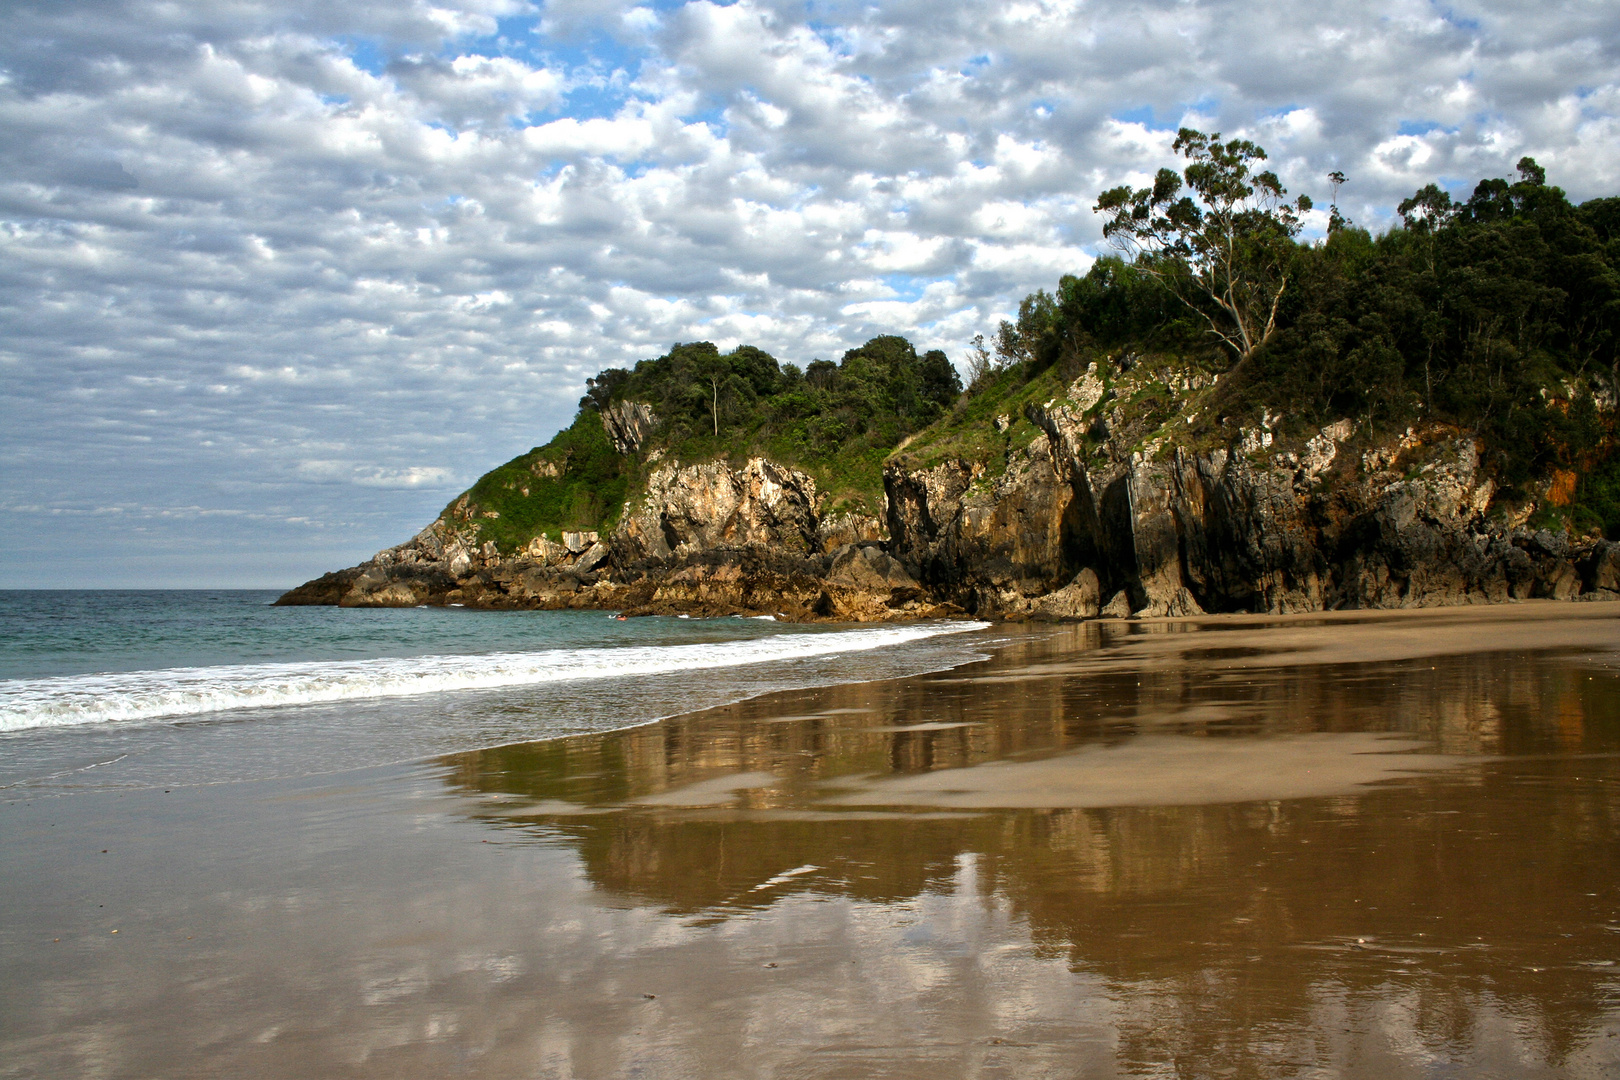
[1,0,1617,585]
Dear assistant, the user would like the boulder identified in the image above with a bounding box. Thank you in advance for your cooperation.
[1033,568,1101,620]
[827,544,918,595]
[1099,590,1133,618]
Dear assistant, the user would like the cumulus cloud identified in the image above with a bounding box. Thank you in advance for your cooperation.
[1,0,1616,585]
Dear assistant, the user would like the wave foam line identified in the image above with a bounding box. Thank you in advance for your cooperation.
[0,623,988,732]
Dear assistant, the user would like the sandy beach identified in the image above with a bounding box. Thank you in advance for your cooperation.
[5,601,1620,1078]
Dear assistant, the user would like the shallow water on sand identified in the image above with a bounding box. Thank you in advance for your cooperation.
[0,593,991,791]
[4,604,1620,1078]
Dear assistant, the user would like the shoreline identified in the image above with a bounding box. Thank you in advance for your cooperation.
[5,602,1620,1077]
[441,599,1620,814]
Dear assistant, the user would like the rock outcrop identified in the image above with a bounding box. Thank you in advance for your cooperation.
[277,456,934,620]
[617,458,821,560]
[280,401,1620,621]
[882,410,1613,618]
[601,400,657,454]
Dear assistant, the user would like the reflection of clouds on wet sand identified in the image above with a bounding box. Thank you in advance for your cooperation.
[11,606,1620,1078]
[420,606,1620,1075]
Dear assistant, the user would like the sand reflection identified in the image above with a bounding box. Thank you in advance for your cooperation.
[7,606,1619,1079]
[433,604,1620,1077]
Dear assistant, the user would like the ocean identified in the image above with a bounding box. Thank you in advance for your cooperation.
[0,590,993,795]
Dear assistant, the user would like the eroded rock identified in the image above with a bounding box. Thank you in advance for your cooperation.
[601,400,657,454]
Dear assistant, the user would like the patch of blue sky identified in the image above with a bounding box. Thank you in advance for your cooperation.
[960,53,991,77]
[1112,104,1154,127]
[1430,2,1483,32]
[1111,104,1178,131]
[557,81,637,123]
[487,28,644,74]
[335,36,391,76]
[688,104,728,129]
[443,15,658,125]
[802,18,847,52]
[1433,175,1473,195]
[880,274,940,302]
[1114,99,1215,131]
[1397,119,1455,136]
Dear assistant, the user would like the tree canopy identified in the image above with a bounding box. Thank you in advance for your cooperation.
[1095,128,1313,361]
[994,151,1620,534]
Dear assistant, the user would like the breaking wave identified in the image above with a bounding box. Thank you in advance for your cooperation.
[0,622,987,732]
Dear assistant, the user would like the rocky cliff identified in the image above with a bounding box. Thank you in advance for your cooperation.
[280,360,1620,621]
[885,405,1617,619]
[277,449,929,620]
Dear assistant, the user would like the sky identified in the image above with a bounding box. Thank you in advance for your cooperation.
[2,0,1617,588]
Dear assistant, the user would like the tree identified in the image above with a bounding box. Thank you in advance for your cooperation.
[1095,128,1312,362]
[685,348,736,438]
[805,359,838,391]
[918,349,962,410]
[1327,171,1350,234]
[964,334,993,389]
[579,367,629,412]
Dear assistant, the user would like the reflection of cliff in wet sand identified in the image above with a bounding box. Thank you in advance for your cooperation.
[438,603,1620,1076]
[6,605,1617,1079]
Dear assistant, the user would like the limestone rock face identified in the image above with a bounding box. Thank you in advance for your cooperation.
[827,543,919,596]
[563,530,598,553]
[1068,364,1106,413]
[617,458,821,561]
[601,400,657,454]
[882,416,1608,618]
[524,534,570,564]
[817,511,886,551]
[885,445,1083,618]
[279,450,941,620]
[1583,541,1620,594]
[1099,590,1133,618]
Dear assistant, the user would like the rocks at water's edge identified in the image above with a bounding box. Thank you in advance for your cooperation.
[277,416,1620,621]
[276,455,937,620]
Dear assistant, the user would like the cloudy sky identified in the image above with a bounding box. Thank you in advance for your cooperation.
[2,0,1616,587]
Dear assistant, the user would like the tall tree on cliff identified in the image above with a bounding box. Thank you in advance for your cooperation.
[1095,128,1312,362]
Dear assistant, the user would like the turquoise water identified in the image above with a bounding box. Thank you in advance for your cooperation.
[0,591,993,793]
[0,590,851,680]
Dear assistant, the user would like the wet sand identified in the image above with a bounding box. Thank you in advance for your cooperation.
[5,602,1620,1078]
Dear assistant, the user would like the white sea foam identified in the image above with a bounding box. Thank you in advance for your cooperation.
[0,623,987,732]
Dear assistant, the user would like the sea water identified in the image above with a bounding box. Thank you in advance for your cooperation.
[0,591,992,794]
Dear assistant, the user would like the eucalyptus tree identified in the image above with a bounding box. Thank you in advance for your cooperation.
[1095,128,1312,362]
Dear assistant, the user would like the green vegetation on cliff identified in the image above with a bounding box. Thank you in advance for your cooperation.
[456,409,631,553]
[588,335,959,510]
[974,144,1620,534]
[444,335,962,553]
